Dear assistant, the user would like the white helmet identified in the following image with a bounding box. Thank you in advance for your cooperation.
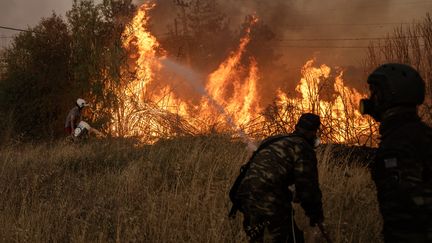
[74,121,91,137]
[76,98,89,108]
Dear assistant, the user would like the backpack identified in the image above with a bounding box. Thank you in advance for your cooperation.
[228,134,293,218]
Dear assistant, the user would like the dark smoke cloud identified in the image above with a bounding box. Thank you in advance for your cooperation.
[139,0,428,105]
[218,0,393,65]
[144,0,408,68]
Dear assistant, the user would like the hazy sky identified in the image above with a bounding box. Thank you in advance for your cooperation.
[1,0,429,34]
[1,0,431,67]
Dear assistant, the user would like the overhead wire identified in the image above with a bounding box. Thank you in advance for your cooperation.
[284,22,412,27]
[275,35,426,41]
[273,44,426,49]
[291,0,432,13]
[0,25,33,33]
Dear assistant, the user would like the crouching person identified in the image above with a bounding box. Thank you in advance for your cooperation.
[231,113,324,243]
[73,121,105,141]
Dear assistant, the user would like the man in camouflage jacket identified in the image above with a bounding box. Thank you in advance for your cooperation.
[235,113,324,243]
[360,63,432,242]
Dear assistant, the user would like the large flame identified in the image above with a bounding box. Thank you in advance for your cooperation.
[108,4,377,145]
[112,3,192,139]
[275,60,376,144]
[202,15,260,128]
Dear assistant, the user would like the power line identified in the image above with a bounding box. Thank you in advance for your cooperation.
[275,35,426,41]
[282,22,415,29]
[0,25,33,33]
[284,22,413,27]
[276,45,369,49]
[274,44,426,49]
[294,1,432,13]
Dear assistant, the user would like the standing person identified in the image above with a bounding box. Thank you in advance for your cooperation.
[230,113,324,243]
[360,63,432,242]
[65,98,89,136]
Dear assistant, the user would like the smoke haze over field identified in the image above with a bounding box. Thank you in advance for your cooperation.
[0,0,430,92]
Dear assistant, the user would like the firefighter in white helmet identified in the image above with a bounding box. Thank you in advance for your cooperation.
[73,121,105,140]
[65,98,89,136]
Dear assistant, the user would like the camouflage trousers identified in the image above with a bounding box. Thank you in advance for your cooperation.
[379,195,432,243]
[382,217,432,243]
[242,210,304,243]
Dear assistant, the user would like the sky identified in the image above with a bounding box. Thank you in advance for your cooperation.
[1,0,431,67]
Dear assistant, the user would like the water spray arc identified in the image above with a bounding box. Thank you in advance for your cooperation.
[160,58,258,150]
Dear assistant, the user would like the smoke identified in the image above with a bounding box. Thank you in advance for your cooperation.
[218,0,393,64]
[134,0,411,106]
[128,0,427,109]
[1,1,73,28]
[143,0,405,69]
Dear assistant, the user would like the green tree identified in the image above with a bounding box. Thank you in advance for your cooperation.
[0,14,72,140]
[67,0,135,132]
[0,0,135,141]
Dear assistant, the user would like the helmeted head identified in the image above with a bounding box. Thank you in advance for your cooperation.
[76,98,89,109]
[360,63,425,121]
[295,113,321,147]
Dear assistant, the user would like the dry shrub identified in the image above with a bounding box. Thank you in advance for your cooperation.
[0,137,381,242]
[364,13,432,123]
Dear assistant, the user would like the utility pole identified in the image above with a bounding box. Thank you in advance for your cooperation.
[174,0,191,65]
[0,35,7,78]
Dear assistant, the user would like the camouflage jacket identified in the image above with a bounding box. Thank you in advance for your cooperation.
[236,133,323,219]
[372,112,432,236]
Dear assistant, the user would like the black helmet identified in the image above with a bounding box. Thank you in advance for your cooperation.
[296,113,321,131]
[360,63,425,120]
[368,63,425,107]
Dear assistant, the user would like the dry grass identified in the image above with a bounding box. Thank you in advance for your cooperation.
[0,136,381,242]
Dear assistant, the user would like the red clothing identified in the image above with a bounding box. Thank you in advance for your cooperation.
[65,127,72,135]
[65,106,81,130]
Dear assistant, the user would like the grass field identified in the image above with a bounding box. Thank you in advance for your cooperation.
[0,136,382,242]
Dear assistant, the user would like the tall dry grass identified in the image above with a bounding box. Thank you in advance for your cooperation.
[0,136,381,242]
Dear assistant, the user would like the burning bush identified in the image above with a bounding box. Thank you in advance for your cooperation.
[106,4,378,146]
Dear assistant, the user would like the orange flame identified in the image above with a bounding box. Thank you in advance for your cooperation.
[276,60,376,143]
[123,3,160,99]
[108,4,377,145]
[202,15,261,128]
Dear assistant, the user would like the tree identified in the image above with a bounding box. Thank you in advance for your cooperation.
[0,14,72,140]
[0,0,136,141]
[67,0,135,132]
